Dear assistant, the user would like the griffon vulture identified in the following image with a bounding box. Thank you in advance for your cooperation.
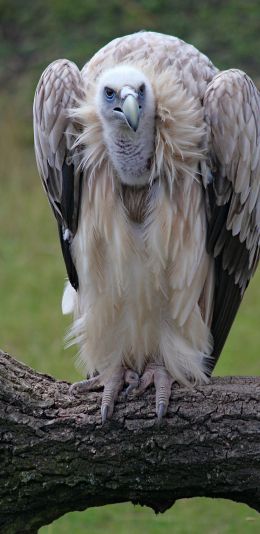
[33,32,259,422]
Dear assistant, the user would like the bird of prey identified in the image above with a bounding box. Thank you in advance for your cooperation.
[33,31,259,422]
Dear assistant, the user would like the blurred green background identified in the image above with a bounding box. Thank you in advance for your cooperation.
[0,0,259,532]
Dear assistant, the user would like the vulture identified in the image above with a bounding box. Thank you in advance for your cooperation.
[33,32,259,422]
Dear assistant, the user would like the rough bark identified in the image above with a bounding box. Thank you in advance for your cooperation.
[0,350,259,534]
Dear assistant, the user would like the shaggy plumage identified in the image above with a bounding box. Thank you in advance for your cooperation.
[33,32,259,420]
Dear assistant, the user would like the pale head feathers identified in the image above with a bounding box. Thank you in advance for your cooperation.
[70,61,205,194]
[96,64,152,98]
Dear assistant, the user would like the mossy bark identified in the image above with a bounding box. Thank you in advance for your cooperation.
[0,350,259,533]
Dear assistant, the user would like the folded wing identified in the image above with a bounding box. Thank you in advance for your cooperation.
[204,69,260,367]
[33,59,85,289]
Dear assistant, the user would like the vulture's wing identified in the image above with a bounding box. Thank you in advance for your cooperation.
[204,69,260,369]
[33,60,85,290]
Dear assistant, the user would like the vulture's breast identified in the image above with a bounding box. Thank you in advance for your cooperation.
[72,176,209,359]
[121,183,151,224]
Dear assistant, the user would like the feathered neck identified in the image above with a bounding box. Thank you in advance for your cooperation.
[71,62,205,198]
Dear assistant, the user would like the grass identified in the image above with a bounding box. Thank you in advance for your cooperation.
[41,500,259,534]
[0,94,259,533]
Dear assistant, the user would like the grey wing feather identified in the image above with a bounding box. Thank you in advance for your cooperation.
[204,69,260,367]
[33,59,85,289]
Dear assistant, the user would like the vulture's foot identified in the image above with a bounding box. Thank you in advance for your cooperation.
[69,366,139,424]
[132,364,173,421]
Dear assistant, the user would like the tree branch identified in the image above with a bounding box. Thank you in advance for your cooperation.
[0,350,259,533]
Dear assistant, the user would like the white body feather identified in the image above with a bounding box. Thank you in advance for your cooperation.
[68,176,213,385]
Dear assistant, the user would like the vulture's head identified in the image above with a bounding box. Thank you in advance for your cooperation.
[78,63,204,189]
[95,65,156,186]
[96,65,155,133]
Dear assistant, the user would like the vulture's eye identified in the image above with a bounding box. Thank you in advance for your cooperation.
[139,84,145,98]
[104,87,115,101]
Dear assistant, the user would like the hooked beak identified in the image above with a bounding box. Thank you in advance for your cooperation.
[122,94,140,132]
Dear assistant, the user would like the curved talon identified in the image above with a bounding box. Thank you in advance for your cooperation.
[69,380,91,396]
[132,368,154,396]
[133,364,173,419]
[69,383,77,396]
[69,375,102,395]
[124,382,137,397]
[124,370,140,398]
[157,401,167,422]
[69,366,143,422]
[101,404,109,424]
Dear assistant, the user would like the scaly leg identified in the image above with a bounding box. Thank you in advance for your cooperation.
[69,366,139,424]
[131,363,173,420]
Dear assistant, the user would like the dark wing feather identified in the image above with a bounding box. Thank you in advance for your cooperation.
[203,69,260,370]
[33,59,85,289]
